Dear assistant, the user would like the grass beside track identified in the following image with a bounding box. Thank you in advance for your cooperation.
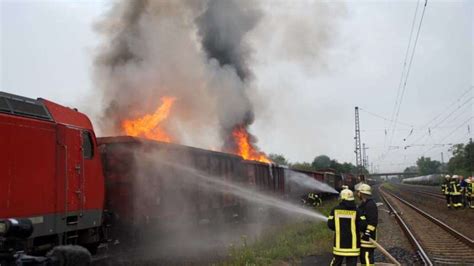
[221,199,339,265]
[381,182,397,191]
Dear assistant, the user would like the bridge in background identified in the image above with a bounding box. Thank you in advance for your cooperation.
[370,172,418,177]
[369,172,445,178]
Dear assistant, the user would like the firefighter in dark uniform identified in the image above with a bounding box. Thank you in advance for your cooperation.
[441,175,452,208]
[308,192,322,207]
[356,183,378,266]
[450,175,463,208]
[327,189,366,266]
[466,177,473,209]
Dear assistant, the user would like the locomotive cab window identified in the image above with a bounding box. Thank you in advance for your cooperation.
[82,131,94,159]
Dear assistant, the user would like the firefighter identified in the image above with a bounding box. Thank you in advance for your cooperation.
[441,175,452,208]
[450,175,463,208]
[308,192,322,207]
[467,177,473,209]
[460,176,468,207]
[356,183,378,266]
[327,189,365,266]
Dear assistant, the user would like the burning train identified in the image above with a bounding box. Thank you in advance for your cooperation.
[0,92,357,260]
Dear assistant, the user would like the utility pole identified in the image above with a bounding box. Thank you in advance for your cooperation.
[470,138,473,177]
[362,143,368,170]
[354,107,363,175]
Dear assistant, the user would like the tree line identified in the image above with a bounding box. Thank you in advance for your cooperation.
[268,154,368,175]
[403,140,474,177]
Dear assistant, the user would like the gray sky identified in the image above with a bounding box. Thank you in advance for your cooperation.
[1,0,472,172]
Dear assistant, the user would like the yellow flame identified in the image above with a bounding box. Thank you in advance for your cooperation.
[122,96,176,142]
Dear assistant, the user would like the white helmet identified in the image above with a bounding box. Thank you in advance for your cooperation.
[340,189,355,201]
[452,175,459,179]
[357,183,372,195]
[445,175,451,179]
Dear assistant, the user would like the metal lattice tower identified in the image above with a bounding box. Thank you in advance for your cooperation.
[362,143,367,169]
[354,107,363,174]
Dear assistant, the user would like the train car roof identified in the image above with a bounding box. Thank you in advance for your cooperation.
[0,91,53,121]
[0,91,93,130]
[98,136,243,160]
[242,160,287,168]
[289,167,328,175]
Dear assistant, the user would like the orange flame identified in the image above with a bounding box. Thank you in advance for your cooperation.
[232,126,271,163]
[122,96,176,142]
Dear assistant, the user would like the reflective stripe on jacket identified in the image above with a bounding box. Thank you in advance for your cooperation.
[441,180,450,195]
[449,180,461,196]
[327,200,366,256]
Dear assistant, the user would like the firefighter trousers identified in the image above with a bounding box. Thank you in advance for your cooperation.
[468,195,474,208]
[451,195,462,208]
[360,247,375,266]
[445,194,451,207]
[329,255,358,266]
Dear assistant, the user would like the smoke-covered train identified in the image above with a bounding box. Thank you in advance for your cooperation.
[0,92,356,262]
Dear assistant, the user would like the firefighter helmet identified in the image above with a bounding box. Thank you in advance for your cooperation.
[357,183,372,195]
[452,175,459,179]
[445,175,451,179]
[340,189,354,201]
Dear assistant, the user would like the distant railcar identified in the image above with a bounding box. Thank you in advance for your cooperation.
[402,174,443,186]
[342,173,357,190]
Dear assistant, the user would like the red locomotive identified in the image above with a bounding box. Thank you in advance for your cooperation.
[0,92,356,261]
[0,92,104,255]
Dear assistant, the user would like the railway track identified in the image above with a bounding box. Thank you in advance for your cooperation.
[407,189,445,200]
[395,184,445,200]
[379,187,474,265]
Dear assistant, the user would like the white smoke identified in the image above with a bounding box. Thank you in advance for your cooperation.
[286,170,339,194]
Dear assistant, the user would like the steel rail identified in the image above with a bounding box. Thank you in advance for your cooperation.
[406,190,445,200]
[382,188,474,248]
[378,188,433,266]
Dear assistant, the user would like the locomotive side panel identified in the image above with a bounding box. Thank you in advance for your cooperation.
[0,114,56,226]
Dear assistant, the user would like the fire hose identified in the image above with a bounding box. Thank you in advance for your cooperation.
[369,238,401,266]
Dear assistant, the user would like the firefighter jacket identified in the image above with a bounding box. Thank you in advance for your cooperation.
[441,179,450,195]
[358,198,378,249]
[308,193,322,206]
[327,200,366,256]
[467,182,473,196]
[449,180,461,196]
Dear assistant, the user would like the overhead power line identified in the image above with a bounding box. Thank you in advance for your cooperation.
[405,96,473,147]
[374,86,472,164]
[388,0,428,150]
[359,108,413,127]
[388,0,421,131]
[421,116,473,156]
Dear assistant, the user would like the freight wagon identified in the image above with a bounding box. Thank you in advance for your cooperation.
[98,136,244,243]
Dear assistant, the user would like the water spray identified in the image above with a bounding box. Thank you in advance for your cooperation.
[161,161,328,222]
[286,170,339,194]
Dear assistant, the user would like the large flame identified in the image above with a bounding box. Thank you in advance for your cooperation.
[232,126,271,163]
[122,96,176,142]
